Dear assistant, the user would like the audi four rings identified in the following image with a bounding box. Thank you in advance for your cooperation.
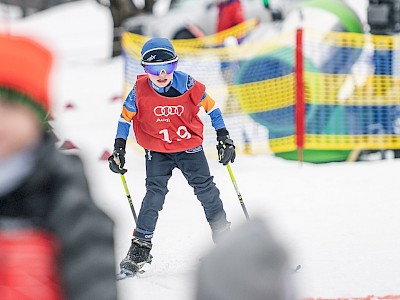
[154,105,184,117]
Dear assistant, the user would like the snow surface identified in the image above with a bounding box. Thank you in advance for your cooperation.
[1,1,400,299]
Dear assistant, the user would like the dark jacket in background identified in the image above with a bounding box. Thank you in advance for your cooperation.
[0,135,118,300]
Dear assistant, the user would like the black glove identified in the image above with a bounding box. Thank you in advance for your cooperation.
[263,2,283,21]
[108,138,127,174]
[216,128,236,165]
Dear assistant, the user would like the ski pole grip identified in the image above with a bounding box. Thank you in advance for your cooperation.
[114,155,123,170]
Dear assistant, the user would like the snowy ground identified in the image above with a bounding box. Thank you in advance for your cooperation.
[1,1,400,299]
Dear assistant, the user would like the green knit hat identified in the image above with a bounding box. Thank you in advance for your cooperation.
[0,87,48,123]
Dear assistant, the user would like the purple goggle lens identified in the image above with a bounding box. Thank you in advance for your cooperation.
[144,61,177,76]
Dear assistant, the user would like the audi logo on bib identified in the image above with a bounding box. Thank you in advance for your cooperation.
[154,105,184,117]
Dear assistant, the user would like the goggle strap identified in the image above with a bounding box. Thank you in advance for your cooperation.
[141,56,179,66]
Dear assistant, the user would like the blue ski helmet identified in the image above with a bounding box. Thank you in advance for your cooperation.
[141,37,178,65]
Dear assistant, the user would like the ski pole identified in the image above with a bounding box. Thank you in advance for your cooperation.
[113,155,138,223]
[119,173,138,223]
[226,164,250,221]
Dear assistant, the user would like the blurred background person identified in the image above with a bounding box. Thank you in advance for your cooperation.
[0,34,118,300]
[216,0,246,33]
[195,217,298,300]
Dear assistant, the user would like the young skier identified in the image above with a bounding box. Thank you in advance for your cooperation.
[108,37,236,275]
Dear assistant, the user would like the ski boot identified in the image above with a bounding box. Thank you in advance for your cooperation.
[117,238,152,280]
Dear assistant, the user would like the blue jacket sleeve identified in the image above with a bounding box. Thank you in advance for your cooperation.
[116,85,137,140]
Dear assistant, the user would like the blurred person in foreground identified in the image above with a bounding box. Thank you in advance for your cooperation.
[195,217,298,300]
[0,34,118,300]
[108,37,235,276]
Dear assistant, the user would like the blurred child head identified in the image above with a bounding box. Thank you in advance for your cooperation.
[196,217,298,300]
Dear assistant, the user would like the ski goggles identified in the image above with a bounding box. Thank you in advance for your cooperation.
[142,60,178,76]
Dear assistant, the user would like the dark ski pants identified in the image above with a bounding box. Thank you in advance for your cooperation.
[135,147,228,241]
